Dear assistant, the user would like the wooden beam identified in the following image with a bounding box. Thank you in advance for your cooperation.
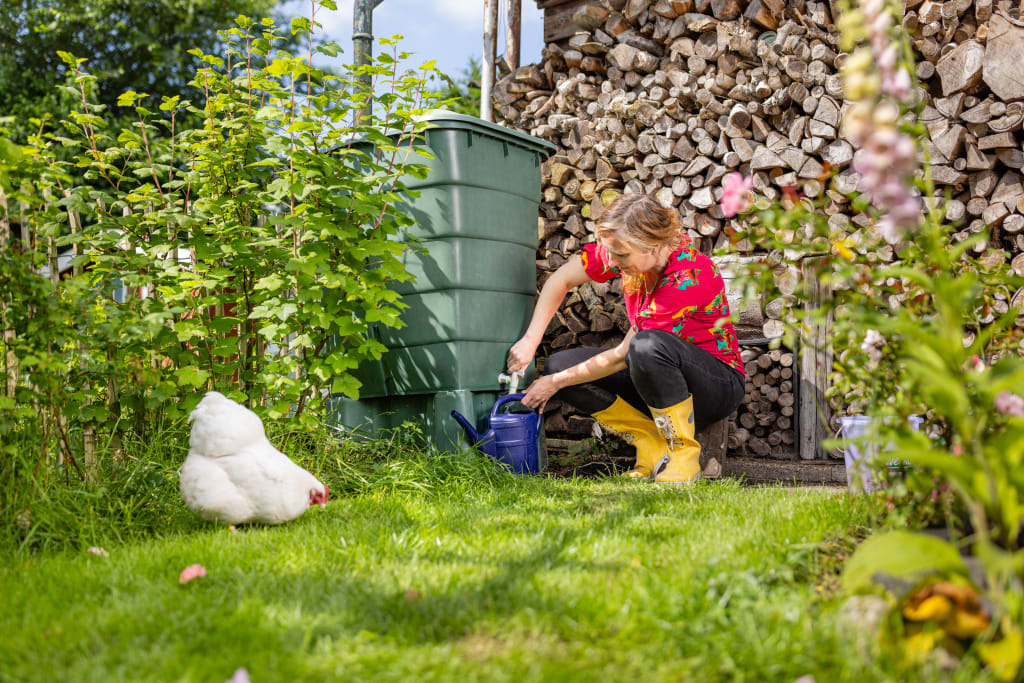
[798,257,833,460]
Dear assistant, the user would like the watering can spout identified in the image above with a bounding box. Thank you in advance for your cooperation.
[450,410,483,444]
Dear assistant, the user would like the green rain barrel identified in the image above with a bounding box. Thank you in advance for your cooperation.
[326,111,556,454]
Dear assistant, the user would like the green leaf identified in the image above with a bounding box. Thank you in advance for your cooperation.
[979,623,1024,682]
[899,446,982,497]
[56,51,84,66]
[331,374,362,399]
[317,40,342,57]
[841,530,968,596]
[267,400,292,419]
[212,338,239,357]
[117,90,139,107]
[0,138,23,164]
[177,366,210,389]
[254,273,285,291]
[266,59,292,77]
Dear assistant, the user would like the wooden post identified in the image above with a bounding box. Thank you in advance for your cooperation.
[798,257,832,460]
[506,0,522,71]
[482,0,499,121]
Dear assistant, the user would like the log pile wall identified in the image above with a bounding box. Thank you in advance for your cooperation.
[498,0,1024,459]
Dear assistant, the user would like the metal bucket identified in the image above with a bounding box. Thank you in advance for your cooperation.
[840,415,923,494]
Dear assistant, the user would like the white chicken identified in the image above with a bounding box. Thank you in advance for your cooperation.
[179,391,329,525]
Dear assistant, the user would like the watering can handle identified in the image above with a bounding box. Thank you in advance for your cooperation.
[491,392,531,417]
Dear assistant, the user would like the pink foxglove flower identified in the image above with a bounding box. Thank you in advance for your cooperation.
[720,172,753,217]
[179,563,207,584]
[840,0,921,243]
[995,391,1024,417]
[226,669,250,683]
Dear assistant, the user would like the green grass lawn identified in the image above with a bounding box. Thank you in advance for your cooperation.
[0,449,990,682]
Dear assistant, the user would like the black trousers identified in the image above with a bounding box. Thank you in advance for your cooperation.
[543,329,746,431]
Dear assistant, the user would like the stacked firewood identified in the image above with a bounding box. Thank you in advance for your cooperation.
[730,344,797,458]
[499,0,1024,450]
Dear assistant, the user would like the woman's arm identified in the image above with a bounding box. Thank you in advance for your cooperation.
[520,328,637,411]
[507,255,591,373]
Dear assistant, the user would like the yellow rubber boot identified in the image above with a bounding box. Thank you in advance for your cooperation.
[648,396,702,484]
[592,397,667,479]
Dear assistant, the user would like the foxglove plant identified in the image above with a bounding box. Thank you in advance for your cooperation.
[721,0,1024,673]
[839,0,921,244]
[829,0,1024,672]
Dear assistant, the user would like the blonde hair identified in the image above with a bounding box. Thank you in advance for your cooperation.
[595,194,683,294]
[595,193,683,251]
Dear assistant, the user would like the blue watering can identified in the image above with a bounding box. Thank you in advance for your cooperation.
[450,393,543,474]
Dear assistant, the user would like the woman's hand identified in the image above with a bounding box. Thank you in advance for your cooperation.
[520,374,561,412]
[507,335,539,373]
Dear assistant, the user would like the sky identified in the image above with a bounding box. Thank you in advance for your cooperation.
[279,0,546,85]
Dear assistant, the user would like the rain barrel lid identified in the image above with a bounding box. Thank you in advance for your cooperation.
[416,109,557,159]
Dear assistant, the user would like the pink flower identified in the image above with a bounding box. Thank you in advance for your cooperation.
[995,391,1024,417]
[877,44,897,71]
[179,564,207,584]
[850,130,921,243]
[720,172,753,217]
[882,68,911,100]
[87,546,109,557]
[875,215,904,244]
[226,669,250,683]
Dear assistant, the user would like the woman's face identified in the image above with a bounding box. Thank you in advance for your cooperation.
[599,235,664,277]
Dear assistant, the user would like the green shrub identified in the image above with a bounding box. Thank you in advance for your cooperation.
[0,2,452,478]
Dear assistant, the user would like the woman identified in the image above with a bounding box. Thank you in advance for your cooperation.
[508,193,745,483]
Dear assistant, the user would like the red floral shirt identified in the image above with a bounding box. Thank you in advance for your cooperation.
[581,238,744,376]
